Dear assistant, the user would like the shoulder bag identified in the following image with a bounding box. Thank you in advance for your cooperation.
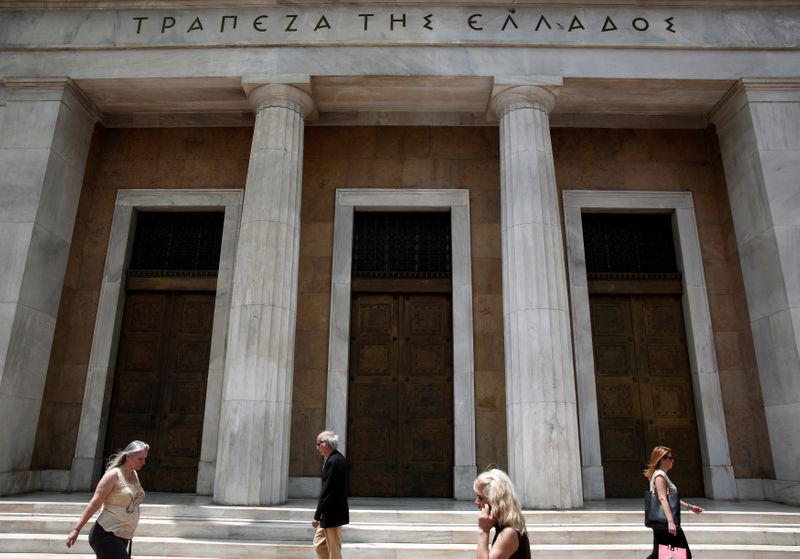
[644,488,680,529]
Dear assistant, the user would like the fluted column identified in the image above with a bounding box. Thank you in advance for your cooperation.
[491,81,583,508]
[213,81,314,505]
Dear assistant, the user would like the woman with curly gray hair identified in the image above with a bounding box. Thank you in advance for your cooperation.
[474,469,530,559]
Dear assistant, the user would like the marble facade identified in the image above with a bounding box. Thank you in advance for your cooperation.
[0,2,798,507]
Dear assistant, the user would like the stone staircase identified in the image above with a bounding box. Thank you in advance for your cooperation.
[0,493,798,558]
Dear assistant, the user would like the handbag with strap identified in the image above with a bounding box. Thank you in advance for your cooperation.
[644,488,681,529]
[658,544,687,559]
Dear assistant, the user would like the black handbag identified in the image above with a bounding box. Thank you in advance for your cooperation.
[644,489,681,529]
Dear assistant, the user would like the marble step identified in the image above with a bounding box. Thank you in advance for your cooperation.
[0,535,798,559]
[2,499,798,527]
[0,514,798,546]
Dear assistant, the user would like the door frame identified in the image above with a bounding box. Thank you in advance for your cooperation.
[563,190,736,500]
[326,188,477,500]
[70,189,243,494]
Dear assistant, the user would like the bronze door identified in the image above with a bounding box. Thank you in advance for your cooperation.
[591,294,703,497]
[348,293,454,497]
[104,291,214,492]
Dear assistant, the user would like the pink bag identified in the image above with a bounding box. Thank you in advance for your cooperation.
[658,544,687,559]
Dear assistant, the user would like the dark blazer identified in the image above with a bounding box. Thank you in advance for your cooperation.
[314,449,349,528]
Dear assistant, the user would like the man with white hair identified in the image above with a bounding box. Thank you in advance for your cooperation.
[311,430,349,559]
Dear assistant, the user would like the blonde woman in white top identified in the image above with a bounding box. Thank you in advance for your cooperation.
[66,440,148,558]
[643,445,703,559]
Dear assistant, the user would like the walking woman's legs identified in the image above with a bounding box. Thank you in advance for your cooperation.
[88,523,130,559]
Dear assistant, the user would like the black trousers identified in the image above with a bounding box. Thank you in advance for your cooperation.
[88,523,131,559]
[646,526,691,559]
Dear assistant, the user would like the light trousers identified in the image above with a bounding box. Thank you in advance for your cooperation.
[313,526,343,559]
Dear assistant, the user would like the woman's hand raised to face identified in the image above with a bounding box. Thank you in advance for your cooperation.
[478,503,495,534]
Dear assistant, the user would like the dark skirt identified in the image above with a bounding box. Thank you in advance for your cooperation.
[646,526,691,559]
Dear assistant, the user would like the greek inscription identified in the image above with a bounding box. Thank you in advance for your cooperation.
[467,14,483,31]
[568,16,585,32]
[390,13,407,31]
[187,17,204,33]
[253,15,268,32]
[127,10,678,38]
[534,15,552,31]
[314,15,331,31]
[359,13,375,31]
[601,16,617,32]
[220,15,238,32]
[133,16,148,34]
[161,16,176,33]
[501,15,518,31]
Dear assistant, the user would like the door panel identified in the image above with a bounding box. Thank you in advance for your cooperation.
[105,291,214,492]
[591,294,703,497]
[348,293,453,497]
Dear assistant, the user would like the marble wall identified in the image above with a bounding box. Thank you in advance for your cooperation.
[31,127,250,470]
[32,124,770,485]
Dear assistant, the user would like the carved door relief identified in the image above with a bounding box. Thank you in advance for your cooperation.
[104,291,214,492]
[348,293,454,497]
[590,293,704,497]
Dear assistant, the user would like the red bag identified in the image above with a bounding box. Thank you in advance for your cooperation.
[658,544,687,559]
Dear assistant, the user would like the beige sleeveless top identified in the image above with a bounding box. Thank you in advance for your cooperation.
[96,468,145,539]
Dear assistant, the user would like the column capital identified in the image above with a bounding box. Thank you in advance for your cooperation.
[242,75,316,119]
[489,76,562,119]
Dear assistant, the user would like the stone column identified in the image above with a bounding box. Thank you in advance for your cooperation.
[490,79,583,509]
[711,79,800,505]
[213,80,314,505]
[0,78,98,495]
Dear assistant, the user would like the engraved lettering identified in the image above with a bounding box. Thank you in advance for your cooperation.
[601,16,617,32]
[501,15,518,31]
[390,13,407,30]
[534,15,551,31]
[665,17,676,33]
[161,16,176,33]
[220,15,238,32]
[253,15,268,32]
[359,13,375,31]
[285,14,299,32]
[132,16,148,34]
[187,17,204,33]
[632,17,649,31]
[314,15,331,31]
[568,16,585,32]
[423,14,433,31]
[467,14,483,31]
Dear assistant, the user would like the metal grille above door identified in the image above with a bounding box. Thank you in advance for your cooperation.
[582,213,678,278]
[352,212,451,279]
[129,211,224,276]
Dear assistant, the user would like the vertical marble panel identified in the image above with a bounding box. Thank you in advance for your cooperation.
[0,79,97,493]
[213,83,312,505]
[492,83,583,509]
[712,80,800,492]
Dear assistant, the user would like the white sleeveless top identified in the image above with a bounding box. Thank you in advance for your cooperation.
[649,468,677,495]
[96,468,145,539]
